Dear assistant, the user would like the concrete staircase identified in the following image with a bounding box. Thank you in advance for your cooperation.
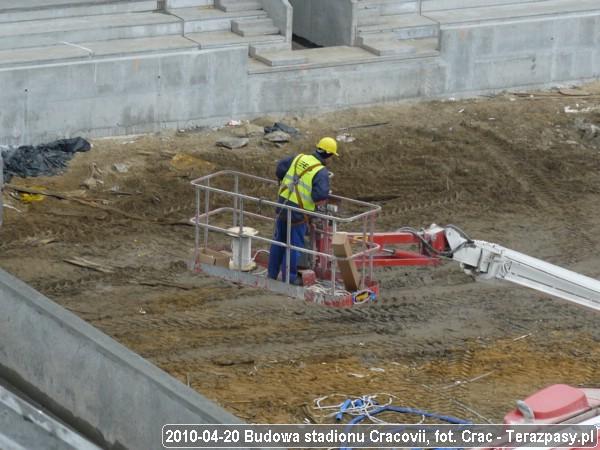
[0,0,157,23]
[170,0,290,54]
[0,1,198,66]
[355,0,439,57]
[353,0,577,57]
[0,0,290,67]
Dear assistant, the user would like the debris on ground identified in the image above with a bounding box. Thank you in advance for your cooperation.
[574,118,600,144]
[18,187,46,203]
[337,121,389,131]
[216,137,249,149]
[264,131,290,143]
[169,153,216,172]
[264,122,299,135]
[112,163,130,174]
[233,123,264,138]
[81,162,104,190]
[63,256,115,273]
[336,133,356,143]
[1,137,91,182]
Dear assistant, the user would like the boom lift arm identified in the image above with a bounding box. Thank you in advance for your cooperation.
[427,225,600,312]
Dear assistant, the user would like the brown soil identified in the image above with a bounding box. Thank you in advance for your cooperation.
[2,84,600,424]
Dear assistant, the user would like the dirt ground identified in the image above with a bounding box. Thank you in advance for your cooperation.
[2,83,600,425]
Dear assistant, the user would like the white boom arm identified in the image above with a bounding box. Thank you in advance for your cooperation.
[444,227,600,312]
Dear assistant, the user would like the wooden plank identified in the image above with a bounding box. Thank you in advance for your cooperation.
[332,232,360,291]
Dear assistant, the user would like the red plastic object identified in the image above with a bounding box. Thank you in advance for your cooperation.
[504,384,590,424]
[300,270,317,287]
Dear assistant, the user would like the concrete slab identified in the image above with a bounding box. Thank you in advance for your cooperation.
[232,18,280,36]
[0,1,157,23]
[187,29,284,48]
[421,0,548,12]
[1,0,128,8]
[0,11,183,50]
[249,40,291,56]
[83,35,199,56]
[254,48,308,66]
[426,0,600,24]
[360,37,420,56]
[0,266,249,449]
[166,0,213,8]
[218,0,262,12]
[0,44,90,67]
[250,43,440,72]
[0,36,199,68]
[357,0,418,16]
[0,382,101,450]
[170,5,266,21]
[358,13,439,33]
[0,11,178,37]
[170,6,267,33]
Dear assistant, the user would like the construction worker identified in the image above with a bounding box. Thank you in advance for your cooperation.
[268,137,338,284]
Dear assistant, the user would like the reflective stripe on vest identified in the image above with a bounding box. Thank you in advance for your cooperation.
[279,153,324,212]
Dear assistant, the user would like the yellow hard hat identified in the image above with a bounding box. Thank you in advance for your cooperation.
[317,137,339,156]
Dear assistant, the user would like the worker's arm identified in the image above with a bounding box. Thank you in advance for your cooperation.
[311,168,330,203]
[275,156,294,181]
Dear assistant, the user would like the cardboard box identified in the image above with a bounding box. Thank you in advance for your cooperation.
[198,248,230,268]
[332,232,360,291]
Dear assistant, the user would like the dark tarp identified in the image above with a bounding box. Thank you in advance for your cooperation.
[264,122,299,135]
[1,137,91,182]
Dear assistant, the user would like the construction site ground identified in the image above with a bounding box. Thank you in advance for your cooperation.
[2,84,600,424]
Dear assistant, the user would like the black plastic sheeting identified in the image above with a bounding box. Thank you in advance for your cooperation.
[264,122,299,135]
[1,137,91,182]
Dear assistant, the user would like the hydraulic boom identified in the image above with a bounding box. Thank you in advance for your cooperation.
[440,226,600,312]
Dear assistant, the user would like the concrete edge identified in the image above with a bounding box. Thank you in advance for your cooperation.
[0,45,229,73]
[0,268,241,423]
[0,267,244,449]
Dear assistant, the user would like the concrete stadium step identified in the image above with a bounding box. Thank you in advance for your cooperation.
[170,6,267,33]
[425,0,600,24]
[253,49,308,67]
[421,0,551,12]
[166,0,213,8]
[357,0,418,27]
[250,43,440,70]
[232,18,279,37]
[249,40,290,56]
[186,29,285,50]
[0,1,157,23]
[358,14,439,40]
[357,0,418,17]
[358,36,438,56]
[216,0,262,12]
[0,35,197,68]
[0,11,182,50]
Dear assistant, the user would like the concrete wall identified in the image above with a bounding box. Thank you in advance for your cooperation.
[164,0,212,9]
[248,56,446,114]
[0,11,599,144]
[247,12,599,113]
[0,46,248,146]
[441,13,600,93]
[261,0,293,43]
[289,0,356,46]
[0,268,245,449]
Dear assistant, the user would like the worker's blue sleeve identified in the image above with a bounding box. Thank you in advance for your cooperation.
[311,168,330,203]
[276,156,295,181]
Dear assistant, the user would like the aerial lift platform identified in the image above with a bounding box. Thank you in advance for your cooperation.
[190,170,600,312]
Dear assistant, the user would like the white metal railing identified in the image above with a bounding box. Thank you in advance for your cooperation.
[190,170,382,295]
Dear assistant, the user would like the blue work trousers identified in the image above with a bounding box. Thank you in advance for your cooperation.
[268,219,307,283]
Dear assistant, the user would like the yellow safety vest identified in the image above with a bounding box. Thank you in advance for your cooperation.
[279,153,324,212]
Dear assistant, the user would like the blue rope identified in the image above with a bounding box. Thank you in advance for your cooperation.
[340,405,470,450]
